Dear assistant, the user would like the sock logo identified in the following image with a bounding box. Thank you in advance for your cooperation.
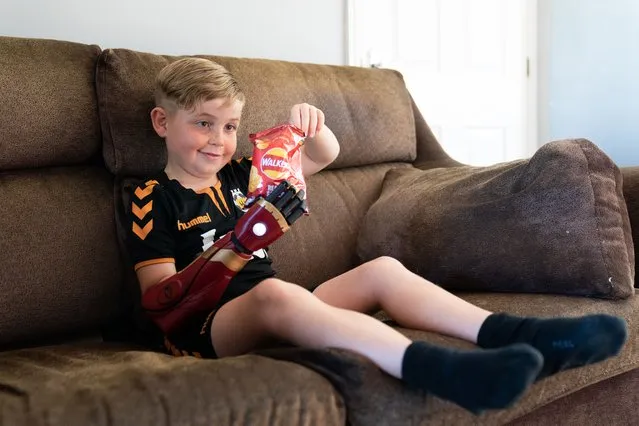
[551,340,575,349]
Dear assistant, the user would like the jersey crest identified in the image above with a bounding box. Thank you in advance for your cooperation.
[230,188,248,212]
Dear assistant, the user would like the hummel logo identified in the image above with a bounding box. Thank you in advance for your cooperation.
[177,213,212,231]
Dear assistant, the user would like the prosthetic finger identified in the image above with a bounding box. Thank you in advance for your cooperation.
[280,189,305,219]
[265,181,290,204]
[286,202,306,225]
[273,184,297,210]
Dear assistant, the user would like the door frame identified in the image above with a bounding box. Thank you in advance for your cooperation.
[525,0,538,153]
[346,0,539,156]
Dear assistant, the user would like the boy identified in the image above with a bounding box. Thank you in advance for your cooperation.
[127,57,627,414]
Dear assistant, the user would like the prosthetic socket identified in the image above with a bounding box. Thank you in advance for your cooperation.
[142,181,306,335]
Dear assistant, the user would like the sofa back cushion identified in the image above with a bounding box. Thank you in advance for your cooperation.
[0,167,127,346]
[96,49,417,177]
[0,36,102,171]
[358,139,635,298]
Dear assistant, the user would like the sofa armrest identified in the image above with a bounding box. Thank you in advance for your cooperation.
[622,166,639,284]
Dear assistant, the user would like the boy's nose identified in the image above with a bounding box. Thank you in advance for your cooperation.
[208,130,224,145]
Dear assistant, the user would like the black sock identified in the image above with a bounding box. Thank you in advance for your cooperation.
[477,313,627,380]
[401,341,542,414]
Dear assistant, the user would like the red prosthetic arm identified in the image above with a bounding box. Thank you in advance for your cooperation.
[141,181,307,335]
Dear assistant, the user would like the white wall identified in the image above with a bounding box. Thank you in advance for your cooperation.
[538,0,639,166]
[1,0,347,65]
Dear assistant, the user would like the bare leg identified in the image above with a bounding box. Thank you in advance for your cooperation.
[211,276,544,413]
[211,278,411,377]
[313,256,491,342]
[313,256,627,381]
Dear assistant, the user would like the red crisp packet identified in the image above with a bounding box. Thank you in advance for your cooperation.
[246,124,308,211]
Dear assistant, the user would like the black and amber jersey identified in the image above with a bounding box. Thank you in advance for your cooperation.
[126,157,276,304]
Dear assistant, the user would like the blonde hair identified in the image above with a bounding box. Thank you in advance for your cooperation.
[154,57,245,112]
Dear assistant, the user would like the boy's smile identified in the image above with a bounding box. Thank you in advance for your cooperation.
[200,152,223,160]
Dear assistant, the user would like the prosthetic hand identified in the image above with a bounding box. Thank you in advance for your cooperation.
[142,181,307,335]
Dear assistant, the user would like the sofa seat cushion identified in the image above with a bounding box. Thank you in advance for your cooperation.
[508,367,639,425]
[0,343,345,426]
[358,139,635,299]
[367,292,639,425]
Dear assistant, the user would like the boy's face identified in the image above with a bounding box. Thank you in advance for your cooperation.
[156,98,243,181]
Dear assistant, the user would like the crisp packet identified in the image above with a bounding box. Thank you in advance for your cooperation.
[246,124,308,211]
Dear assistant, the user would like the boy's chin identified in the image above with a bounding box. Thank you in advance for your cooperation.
[194,165,223,178]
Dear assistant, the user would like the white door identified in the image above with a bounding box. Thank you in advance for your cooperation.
[349,0,537,166]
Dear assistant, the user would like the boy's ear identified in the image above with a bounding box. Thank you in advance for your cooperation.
[151,106,168,137]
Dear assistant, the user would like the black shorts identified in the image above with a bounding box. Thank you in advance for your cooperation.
[162,309,219,359]
[159,274,273,359]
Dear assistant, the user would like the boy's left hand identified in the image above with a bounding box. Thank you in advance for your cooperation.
[289,103,325,139]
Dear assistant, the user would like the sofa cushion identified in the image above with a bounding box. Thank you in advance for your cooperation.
[96,48,416,177]
[372,292,639,425]
[456,292,639,424]
[358,139,635,299]
[0,343,345,426]
[0,36,101,171]
[0,167,126,346]
[508,368,639,425]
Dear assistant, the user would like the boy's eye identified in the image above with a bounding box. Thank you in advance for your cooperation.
[195,121,210,128]
[225,124,238,131]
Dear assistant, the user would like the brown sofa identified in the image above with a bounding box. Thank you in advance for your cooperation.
[0,35,638,425]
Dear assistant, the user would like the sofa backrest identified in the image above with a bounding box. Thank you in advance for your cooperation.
[0,37,127,347]
[97,49,418,177]
[0,37,101,170]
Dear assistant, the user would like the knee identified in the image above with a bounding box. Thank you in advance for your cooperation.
[358,256,408,296]
[249,278,310,329]
[251,278,308,311]
[365,256,405,275]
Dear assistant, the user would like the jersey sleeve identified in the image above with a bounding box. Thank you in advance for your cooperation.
[126,180,176,271]
[231,157,253,192]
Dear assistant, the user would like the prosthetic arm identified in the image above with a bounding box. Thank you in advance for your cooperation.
[141,181,306,335]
